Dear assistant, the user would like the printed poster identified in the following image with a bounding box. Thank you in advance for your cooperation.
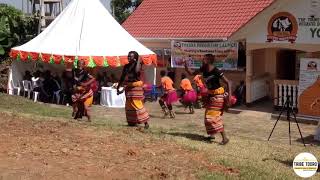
[298,58,320,96]
[298,58,320,117]
[171,41,238,70]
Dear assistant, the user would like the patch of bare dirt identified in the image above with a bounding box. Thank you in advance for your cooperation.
[0,113,238,179]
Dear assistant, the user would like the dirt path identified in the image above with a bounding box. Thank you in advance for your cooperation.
[0,113,237,180]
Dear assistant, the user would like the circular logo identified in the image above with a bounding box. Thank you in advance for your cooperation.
[293,152,318,178]
[267,12,298,43]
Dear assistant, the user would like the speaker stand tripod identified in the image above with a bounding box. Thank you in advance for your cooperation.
[268,95,306,147]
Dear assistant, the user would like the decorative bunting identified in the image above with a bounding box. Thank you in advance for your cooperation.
[29,52,39,61]
[20,51,28,61]
[87,56,96,68]
[8,49,157,67]
[103,57,109,67]
[41,53,51,63]
[91,56,103,66]
[60,57,65,65]
[119,56,129,66]
[27,54,32,61]
[49,56,55,64]
[16,52,21,61]
[73,56,79,68]
[107,56,117,67]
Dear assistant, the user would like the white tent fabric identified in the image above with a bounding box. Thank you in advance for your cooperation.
[7,0,158,104]
[11,0,155,58]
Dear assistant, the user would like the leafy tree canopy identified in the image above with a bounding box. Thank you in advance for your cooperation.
[111,0,143,24]
[0,4,37,59]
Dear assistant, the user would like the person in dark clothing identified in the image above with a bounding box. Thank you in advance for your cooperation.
[167,68,176,86]
[184,54,231,145]
[62,69,74,106]
[23,71,32,81]
[117,51,150,129]
[42,70,58,102]
[234,80,246,106]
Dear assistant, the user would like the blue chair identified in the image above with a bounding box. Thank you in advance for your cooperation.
[150,85,163,101]
[144,85,162,102]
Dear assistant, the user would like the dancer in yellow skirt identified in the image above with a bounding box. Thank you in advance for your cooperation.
[72,60,95,122]
[184,54,231,145]
[117,51,150,129]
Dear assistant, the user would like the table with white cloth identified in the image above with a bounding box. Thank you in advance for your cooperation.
[100,87,126,108]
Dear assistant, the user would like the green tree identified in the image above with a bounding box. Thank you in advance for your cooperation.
[0,4,37,59]
[111,0,143,24]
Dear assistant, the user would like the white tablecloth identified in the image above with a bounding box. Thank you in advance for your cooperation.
[100,87,126,108]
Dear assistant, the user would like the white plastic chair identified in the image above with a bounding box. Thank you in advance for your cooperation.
[31,77,41,102]
[33,91,39,102]
[22,80,33,99]
[10,80,21,96]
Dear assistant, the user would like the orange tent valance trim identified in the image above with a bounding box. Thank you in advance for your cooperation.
[9,50,158,67]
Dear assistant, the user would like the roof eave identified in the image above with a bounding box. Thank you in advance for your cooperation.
[136,37,228,42]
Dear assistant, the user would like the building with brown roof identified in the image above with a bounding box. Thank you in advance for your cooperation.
[124,0,320,117]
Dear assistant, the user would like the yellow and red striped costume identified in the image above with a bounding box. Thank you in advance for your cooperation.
[72,86,93,106]
[125,81,150,125]
[204,87,225,135]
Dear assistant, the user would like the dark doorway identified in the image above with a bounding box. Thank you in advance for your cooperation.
[277,50,296,80]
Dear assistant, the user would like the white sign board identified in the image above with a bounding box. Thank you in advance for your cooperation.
[298,58,320,96]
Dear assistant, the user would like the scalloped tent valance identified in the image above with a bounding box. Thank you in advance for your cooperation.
[9,0,157,67]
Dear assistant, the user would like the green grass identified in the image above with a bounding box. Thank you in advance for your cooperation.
[0,93,319,180]
[0,93,71,119]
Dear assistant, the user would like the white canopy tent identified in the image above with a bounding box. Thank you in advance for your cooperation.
[8,0,157,95]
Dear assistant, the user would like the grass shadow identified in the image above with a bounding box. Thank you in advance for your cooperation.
[149,114,164,118]
[175,111,192,115]
[166,132,212,143]
[274,158,292,168]
[295,134,320,146]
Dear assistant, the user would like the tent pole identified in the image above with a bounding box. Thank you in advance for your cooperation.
[153,67,156,85]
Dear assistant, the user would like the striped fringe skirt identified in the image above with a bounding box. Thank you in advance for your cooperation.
[204,87,225,135]
[72,88,93,106]
[125,81,150,125]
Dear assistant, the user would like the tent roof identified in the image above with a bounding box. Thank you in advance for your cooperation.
[10,0,156,67]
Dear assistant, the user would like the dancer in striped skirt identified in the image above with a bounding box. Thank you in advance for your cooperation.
[184,54,231,145]
[117,51,150,129]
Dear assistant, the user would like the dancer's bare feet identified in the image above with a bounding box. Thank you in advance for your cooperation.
[220,131,229,145]
[219,138,229,145]
[144,122,149,129]
[169,111,175,118]
[205,135,215,142]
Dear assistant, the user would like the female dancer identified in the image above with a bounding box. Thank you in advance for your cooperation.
[72,60,95,122]
[159,70,178,118]
[179,74,197,114]
[184,54,231,145]
[193,74,207,108]
[117,51,150,129]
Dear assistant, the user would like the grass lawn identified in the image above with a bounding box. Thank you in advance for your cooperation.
[0,93,319,179]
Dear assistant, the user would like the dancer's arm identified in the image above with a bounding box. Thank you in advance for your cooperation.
[135,58,142,73]
[184,62,201,76]
[81,74,95,87]
[117,66,127,94]
[221,75,232,102]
